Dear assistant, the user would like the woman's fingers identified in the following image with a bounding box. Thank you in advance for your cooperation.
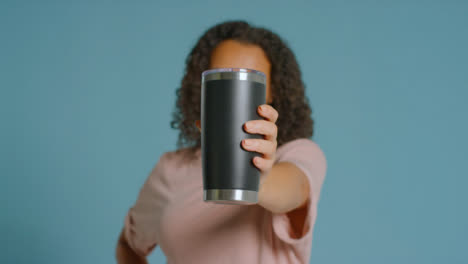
[242,138,277,159]
[257,104,279,123]
[252,156,275,172]
[243,119,277,140]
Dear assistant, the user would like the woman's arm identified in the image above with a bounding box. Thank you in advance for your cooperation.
[258,162,310,238]
[116,229,148,264]
[195,104,313,237]
[237,104,309,214]
[258,161,309,214]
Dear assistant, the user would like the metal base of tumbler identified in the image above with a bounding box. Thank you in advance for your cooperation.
[204,189,258,205]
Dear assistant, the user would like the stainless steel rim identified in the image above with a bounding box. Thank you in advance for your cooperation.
[202,67,266,77]
[202,71,266,84]
[204,189,258,205]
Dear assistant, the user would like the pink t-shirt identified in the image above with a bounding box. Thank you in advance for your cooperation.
[124,138,327,264]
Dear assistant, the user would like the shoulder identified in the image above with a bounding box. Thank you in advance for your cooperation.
[275,138,327,179]
[157,146,201,168]
[276,138,326,163]
[143,148,193,187]
[277,138,322,151]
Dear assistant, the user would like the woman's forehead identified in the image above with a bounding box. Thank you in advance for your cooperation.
[209,40,270,74]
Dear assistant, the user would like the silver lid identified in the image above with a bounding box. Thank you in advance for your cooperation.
[202,68,266,84]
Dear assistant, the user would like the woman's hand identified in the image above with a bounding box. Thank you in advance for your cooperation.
[195,106,310,217]
[241,104,278,173]
[194,104,278,172]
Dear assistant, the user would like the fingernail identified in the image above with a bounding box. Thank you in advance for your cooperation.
[244,139,252,146]
[258,105,263,111]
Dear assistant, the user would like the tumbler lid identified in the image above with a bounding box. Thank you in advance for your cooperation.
[202,68,266,84]
[202,67,266,77]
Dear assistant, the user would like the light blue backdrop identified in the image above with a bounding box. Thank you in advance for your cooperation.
[1,0,467,263]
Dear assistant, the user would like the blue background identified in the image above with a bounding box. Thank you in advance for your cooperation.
[1,0,467,263]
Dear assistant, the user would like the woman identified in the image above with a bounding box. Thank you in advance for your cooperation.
[116,20,327,264]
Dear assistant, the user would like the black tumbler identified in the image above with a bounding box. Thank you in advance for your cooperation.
[201,68,266,204]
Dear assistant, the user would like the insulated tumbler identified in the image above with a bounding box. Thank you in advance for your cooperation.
[201,68,266,204]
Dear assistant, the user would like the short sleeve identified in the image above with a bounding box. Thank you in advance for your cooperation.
[123,152,170,256]
[271,138,327,245]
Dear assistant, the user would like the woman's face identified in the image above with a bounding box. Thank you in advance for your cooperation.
[209,39,273,104]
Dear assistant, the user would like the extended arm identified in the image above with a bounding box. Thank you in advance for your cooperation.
[258,161,309,214]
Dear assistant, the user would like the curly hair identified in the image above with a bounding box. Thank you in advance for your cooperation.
[170,20,314,160]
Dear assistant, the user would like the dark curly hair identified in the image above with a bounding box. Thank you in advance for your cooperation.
[171,20,314,159]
